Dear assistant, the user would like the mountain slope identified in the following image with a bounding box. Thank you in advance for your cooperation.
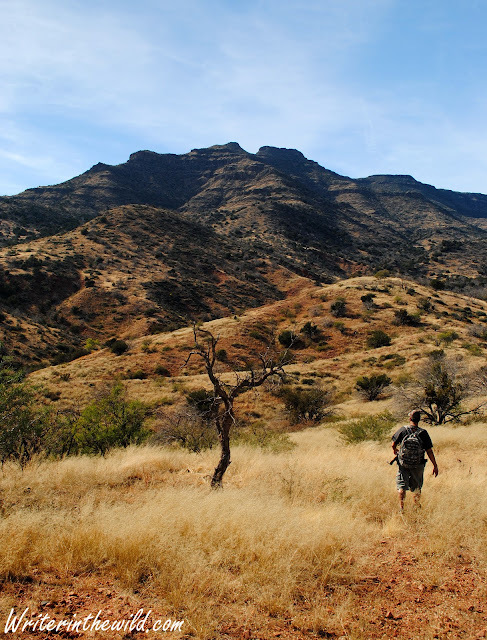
[1,142,487,366]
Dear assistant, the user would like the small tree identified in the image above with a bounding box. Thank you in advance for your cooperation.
[395,352,487,424]
[185,328,290,487]
[356,373,392,401]
[0,360,46,467]
[76,383,150,454]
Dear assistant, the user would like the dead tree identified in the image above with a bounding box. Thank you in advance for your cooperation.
[185,327,290,488]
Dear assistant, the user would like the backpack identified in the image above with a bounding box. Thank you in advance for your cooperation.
[398,427,425,468]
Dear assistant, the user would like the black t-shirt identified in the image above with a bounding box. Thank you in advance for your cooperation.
[392,426,433,451]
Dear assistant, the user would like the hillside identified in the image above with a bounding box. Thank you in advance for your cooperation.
[1,144,487,367]
[29,276,487,422]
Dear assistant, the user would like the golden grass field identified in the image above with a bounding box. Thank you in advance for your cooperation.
[1,421,487,639]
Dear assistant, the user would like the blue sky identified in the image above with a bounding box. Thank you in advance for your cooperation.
[1,0,486,195]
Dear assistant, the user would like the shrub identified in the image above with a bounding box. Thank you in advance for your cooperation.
[361,293,376,310]
[430,278,446,291]
[186,388,217,419]
[438,330,459,345]
[75,384,150,455]
[109,339,129,355]
[126,369,147,380]
[154,365,171,377]
[84,338,100,352]
[374,269,391,279]
[278,330,302,349]
[394,352,470,424]
[330,298,347,317]
[216,349,228,362]
[278,386,333,423]
[333,321,346,334]
[0,361,47,467]
[366,330,392,348]
[151,407,218,452]
[393,309,421,326]
[300,321,321,341]
[278,330,294,348]
[355,373,392,401]
[337,411,396,444]
[417,297,433,313]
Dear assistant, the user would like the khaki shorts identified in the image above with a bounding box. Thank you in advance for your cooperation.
[396,464,425,492]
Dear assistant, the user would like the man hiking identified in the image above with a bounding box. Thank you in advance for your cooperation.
[392,410,438,510]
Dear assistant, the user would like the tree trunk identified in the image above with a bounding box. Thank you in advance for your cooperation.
[211,414,232,488]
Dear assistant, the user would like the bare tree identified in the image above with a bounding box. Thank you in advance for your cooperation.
[184,327,290,488]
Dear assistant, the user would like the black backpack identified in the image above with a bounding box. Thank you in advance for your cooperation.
[398,427,425,468]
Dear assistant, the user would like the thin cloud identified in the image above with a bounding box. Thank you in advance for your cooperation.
[0,0,486,195]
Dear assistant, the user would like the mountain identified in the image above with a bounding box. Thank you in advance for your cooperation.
[1,142,487,366]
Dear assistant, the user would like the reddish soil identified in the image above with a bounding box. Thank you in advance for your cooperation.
[1,539,486,640]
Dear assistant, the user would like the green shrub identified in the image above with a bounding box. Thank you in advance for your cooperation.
[154,365,171,377]
[109,339,129,355]
[278,386,332,423]
[337,411,396,444]
[126,369,147,380]
[330,298,347,317]
[355,373,392,401]
[216,348,228,362]
[438,330,459,345]
[393,309,421,326]
[278,330,295,348]
[361,293,376,310]
[75,384,150,455]
[333,321,346,334]
[417,297,433,313]
[366,330,392,348]
[430,278,446,291]
[300,321,321,340]
[186,388,216,418]
[84,338,100,352]
[278,330,303,349]
[0,361,47,467]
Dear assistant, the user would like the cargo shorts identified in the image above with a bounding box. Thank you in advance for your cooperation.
[396,463,425,493]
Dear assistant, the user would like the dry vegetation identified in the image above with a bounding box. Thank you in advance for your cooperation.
[3,275,487,638]
[1,424,487,639]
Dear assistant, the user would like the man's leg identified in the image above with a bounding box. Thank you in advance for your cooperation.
[396,466,409,511]
[398,488,406,510]
[413,490,421,507]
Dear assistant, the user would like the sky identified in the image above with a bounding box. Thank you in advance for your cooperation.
[1,0,486,196]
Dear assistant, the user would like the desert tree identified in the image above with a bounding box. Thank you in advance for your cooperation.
[184,326,291,487]
[394,352,487,424]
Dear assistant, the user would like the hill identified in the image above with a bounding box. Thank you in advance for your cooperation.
[1,143,487,367]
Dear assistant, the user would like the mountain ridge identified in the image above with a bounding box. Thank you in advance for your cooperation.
[1,142,487,367]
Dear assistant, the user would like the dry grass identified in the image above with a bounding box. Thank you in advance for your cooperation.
[2,422,487,638]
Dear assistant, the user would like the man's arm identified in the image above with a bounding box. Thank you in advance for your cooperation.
[426,448,438,476]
